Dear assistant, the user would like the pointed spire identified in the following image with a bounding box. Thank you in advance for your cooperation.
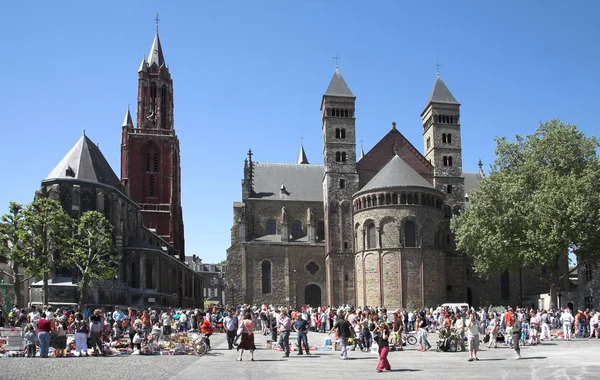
[122,105,133,127]
[359,143,365,160]
[478,159,485,177]
[426,75,459,105]
[147,15,165,67]
[324,67,354,97]
[297,143,309,164]
[138,54,147,72]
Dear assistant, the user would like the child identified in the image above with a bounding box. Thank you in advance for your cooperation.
[111,322,121,342]
[24,324,36,358]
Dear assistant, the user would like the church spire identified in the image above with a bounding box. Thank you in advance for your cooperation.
[297,142,309,164]
[324,66,354,97]
[147,14,165,67]
[122,105,133,127]
[359,143,365,160]
[138,54,147,73]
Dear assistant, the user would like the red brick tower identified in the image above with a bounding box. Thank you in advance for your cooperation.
[121,20,185,261]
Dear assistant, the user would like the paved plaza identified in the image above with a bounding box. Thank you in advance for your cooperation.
[1,332,599,380]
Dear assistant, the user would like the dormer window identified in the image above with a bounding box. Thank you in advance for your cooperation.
[65,166,75,178]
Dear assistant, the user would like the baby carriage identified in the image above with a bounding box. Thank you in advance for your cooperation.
[436,327,460,352]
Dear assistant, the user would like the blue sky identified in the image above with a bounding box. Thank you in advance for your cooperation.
[1,1,598,263]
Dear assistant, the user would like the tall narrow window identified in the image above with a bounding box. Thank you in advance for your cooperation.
[447,133,452,143]
[150,83,157,113]
[335,128,341,138]
[426,137,430,149]
[153,153,159,172]
[501,270,510,300]
[585,263,593,282]
[585,296,594,310]
[448,156,453,166]
[336,152,341,162]
[404,221,416,247]
[145,153,151,172]
[339,179,345,189]
[145,260,154,289]
[367,223,377,249]
[317,221,325,240]
[341,152,347,162]
[341,129,346,138]
[266,219,276,235]
[261,261,271,294]
[161,85,168,128]
[443,156,448,166]
[442,133,447,143]
[447,184,452,194]
[149,175,155,197]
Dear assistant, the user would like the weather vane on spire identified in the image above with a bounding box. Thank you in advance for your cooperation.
[435,61,442,77]
[333,54,341,69]
[155,13,160,32]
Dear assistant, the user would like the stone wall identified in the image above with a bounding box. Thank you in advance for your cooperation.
[246,199,323,241]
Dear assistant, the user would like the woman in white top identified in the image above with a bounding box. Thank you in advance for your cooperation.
[487,313,499,348]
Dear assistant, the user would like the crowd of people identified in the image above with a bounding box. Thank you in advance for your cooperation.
[2,302,596,371]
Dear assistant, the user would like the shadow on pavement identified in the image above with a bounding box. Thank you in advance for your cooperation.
[477,358,506,361]
[520,356,547,360]
[387,369,422,372]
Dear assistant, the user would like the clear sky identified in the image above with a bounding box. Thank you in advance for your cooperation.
[1,1,598,263]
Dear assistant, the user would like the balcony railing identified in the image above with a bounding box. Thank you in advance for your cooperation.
[140,203,171,212]
[127,127,173,136]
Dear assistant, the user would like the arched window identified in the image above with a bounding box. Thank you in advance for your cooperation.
[404,221,416,247]
[150,83,157,111]
[266,219,276,235]
[447,133,452,144]
[341,128,346,138]
[448,156,453,166]
[292,220,302,238]
[450,116,454,124]
[426,137,431,149]
[335,128,341,138]
[344,109,349,117]
[392,193,398,204]
[407,194,413,204]
[336,151,341,162]
[400,194,407,204]
[443,156,448,166]
[341,152,347,162]
[153,153,159,172]
[335,109,340,117]
[145,153,151,172]
[261,261,271,294]
[367,197,372,207]
[317,221,325,240]
[442,133,447,143]
[367,223,377,249]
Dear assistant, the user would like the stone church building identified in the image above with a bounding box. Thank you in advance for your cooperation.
[227,67,546,310]
[30,24,202,309]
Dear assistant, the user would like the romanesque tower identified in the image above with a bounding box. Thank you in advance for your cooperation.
[421,74,465,212]
[321,66,358,305]
[121,20,185,261]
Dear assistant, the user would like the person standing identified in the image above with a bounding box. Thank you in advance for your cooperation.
[511,314,522,360]
[561,309,574,341]
[375,322,391,372]
[224,311,238,350]
[487,313,499,348]
[161,309,172,337]
[278,310,292,357]
[331,312,352,360]
[70,312,89,356]
[36,312,52,358]
[540,310,552,341]
[236,312,256,361]
[465,311,480,362]
[294,314,311,355]
[199,313,214,350]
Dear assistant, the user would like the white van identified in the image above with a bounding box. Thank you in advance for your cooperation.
[439,303,470,312]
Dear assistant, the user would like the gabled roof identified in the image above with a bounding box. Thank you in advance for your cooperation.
[324,67,354,97]
[251,163,324,201]
[297,144,309,164]
[147,33,165,67]
[359,155,434,194]
[426,76,459,106]
[45,134,122,190]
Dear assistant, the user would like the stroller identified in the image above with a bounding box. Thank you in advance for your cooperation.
[436,327,460,352]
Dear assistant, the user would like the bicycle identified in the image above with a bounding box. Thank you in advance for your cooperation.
[187,332,208,356]
[403,332,417,345]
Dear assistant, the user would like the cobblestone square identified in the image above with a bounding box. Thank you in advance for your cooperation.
[1,332,598,380]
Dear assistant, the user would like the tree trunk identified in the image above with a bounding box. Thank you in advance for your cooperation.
[42,273,49,306]
[78,275,88,311]
[549,283,558,310]
[10,261,23,308]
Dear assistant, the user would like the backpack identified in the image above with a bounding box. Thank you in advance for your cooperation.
[76,321,88,334]
[91,320,103,333]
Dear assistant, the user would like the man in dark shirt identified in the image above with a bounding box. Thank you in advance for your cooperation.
[392,314,403,351]
[294,315,311,355]
[331,312,352,360]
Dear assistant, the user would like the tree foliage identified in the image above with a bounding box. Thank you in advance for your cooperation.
[20,198,73,305]
[0,202,27,307]
[451,120,600,303]
[69,211,117,309]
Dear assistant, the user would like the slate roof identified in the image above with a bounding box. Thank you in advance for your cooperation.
[324,68,354,97]
[426,76,459,105]
[45,134,122,190]
[147,32,165,67]
[251,163,324,201]
[464,171,484,197]
[122,106,133,127]
[359,155,434,193]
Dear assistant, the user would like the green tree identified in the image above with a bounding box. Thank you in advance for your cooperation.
[451,120,600,306]
[70,211,117,309]
[20,198,73,305]
[0,202,31,308]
